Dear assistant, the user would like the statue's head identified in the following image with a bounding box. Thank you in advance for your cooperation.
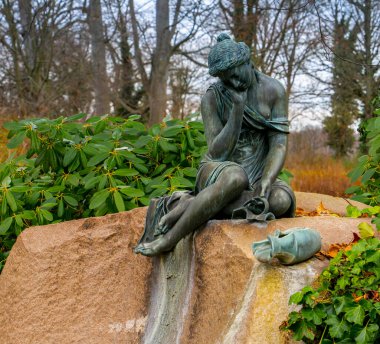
[208,33,253,91]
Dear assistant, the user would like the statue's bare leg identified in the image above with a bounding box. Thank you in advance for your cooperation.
[135,166,249,256]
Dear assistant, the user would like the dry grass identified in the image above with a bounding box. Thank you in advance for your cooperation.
[285,156,353,197]
[285,127,355,197]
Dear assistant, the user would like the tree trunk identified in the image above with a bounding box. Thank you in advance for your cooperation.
[88,0,110,115]
[148,0,172,125]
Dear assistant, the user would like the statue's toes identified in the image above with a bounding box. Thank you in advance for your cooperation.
[134,244,156,257]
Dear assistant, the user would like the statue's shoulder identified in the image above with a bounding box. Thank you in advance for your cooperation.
[201,82,222,104]
[201,83,219,114]
[256,71,286,100]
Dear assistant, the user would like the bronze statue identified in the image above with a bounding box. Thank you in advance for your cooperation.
[135,33,295,256]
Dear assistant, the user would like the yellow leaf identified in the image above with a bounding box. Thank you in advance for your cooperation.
[358,222,375,239]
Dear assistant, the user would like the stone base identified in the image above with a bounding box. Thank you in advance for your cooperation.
[0,192,373,344]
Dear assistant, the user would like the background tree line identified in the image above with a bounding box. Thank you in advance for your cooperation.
[0,0,379,156]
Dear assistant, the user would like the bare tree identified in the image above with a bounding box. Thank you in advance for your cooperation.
[129,0,212,125]
[347,0,380,122]
[0,0,90,117]
[219,0,318,101]
[88,0,110,114]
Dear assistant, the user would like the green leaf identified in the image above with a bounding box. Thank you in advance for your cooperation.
[134,135,152,148]
[113,169,139,177]
[291,319,315,341]
[159,139,178,153]
[84,176,100,190]
[58,200,64,218]
[5,191,17,212]
[348,158,367,182]
[119,187,144,198]
[67,174,80,187]
[355,324,379,344]
[3,121,22,131]
[361,168,376,184]
[0,217,13,235]
[89,189,110,209]
[188,121,204,130]
[113,191,125,212]
[345,305,365,325]
[170,176,194,188]
[47,185,65,193]
[346,205,362,218]
[40,209,53,221]
[40,201,57,210]
[15,215,23,227]
[325,315,350,338]
[128,114,141,121]
[152,164,167,177]
[301,306,325,325]
[63,195,78,207]
[63,148,77,167]
[10,185,30,193]
[345,185,361,194]
[87,153,109,166]
[66,113,86,121]
[162,125,184,137]
[182,167,198,177]
[1,196,7,215]
[289,291,304,305]
[134,163,149,174]
[333,296,352,315]
[2,176,11,187]
[358,222,375,239]
[7,131,25,149]
[21,210,35,220]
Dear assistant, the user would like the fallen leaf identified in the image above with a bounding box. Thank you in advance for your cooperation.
[358,222,375,239]
[315,252,327,261]
[368,291,380,302]
[295,202,340,217]
[317,232,359,259]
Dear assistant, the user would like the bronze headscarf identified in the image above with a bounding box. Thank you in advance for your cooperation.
[208,33,251,77]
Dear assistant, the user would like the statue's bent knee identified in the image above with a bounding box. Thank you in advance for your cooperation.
[221,166,249,192]
[269,188,291,216]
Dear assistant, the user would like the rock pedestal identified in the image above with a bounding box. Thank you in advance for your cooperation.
[0,193,373,344]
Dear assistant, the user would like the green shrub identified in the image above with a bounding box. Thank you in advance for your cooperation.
[346,100,380,206]
[0,114,207,271]
[283,97,380,343]
[282,237,380,344]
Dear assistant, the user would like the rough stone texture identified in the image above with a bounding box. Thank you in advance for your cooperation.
[295,191,367,216]
[0,192,375,344]
[0,208,152,344]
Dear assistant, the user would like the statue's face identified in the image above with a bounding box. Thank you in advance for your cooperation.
[219,61,252,91]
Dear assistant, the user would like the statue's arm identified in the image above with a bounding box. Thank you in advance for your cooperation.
[201,89,245,161]
[258,84,288,198]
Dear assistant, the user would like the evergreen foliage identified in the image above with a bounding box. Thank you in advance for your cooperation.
[282,236,380,344]
[323,17,360,157]
[0,114,207,271]
[346,96,380,207]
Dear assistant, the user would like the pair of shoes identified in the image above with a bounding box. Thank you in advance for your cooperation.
[252,228,322,265]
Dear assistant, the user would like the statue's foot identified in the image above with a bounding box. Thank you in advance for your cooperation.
[134,236,173,257]
[158,193,193,230]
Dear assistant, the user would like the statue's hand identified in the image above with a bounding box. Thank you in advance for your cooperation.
[257,178,271,199]
[228,87,247,106]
